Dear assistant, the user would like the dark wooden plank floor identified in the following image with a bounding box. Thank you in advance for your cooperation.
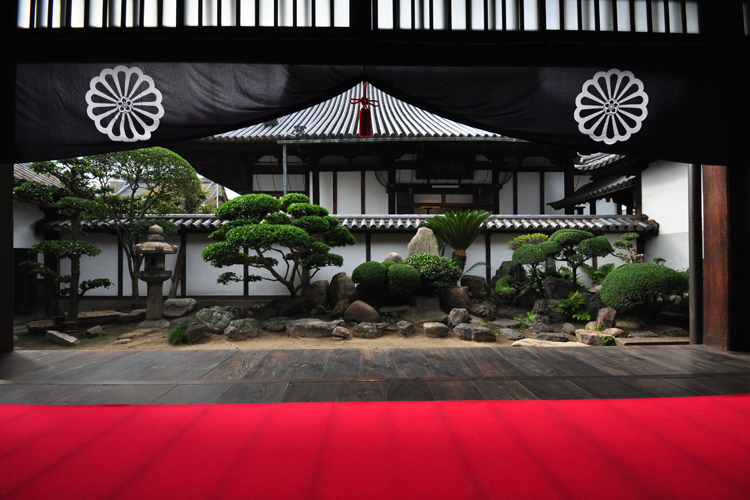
[2,345,750,404]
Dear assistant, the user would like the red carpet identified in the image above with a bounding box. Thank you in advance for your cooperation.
[1,395,749,499]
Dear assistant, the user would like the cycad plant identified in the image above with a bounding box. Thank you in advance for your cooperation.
[426,209,491,270]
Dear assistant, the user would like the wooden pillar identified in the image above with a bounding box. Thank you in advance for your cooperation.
[702,164,750,351]
[0,165,14,352]
[332,171,338,214]
[564,164,575,215]
[688,164,703,345]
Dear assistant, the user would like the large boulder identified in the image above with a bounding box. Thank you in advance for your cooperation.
[439,286,472,311]
[470,302,498,319]
[461,275,489,299]
[344,300,381,323]
[532,299,566,323]
[262,317,288,332]
[286,319,344,338]
[303,280,329,312]
[328,272,356,305]
[492,261,525,286]
[396,320,415,336]
[447,308,471,327]
[544,277,582,300]
[162,298,197,319]
[596,307,618,329]
[195,306,242,333]
[224,318,261,341]
[406,227,439,258]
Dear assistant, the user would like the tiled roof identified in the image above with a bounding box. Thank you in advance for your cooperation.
[575,153,625,171]
[14,163,63,188]
[48,213,658,234]
[201,82,513,142]
[547,175,637,210]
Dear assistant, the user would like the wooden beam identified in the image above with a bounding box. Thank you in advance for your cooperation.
[702,165,730,349]
[0,165,13,352]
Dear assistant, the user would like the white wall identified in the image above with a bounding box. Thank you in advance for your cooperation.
[13,202,45,249]
[517,172,540,214]
[641,161,690,270]
[365,171,388,214]
[544,172,565,215]
[337,172,361,214]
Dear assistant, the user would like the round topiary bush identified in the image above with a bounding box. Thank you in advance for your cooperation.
[600,263,689,317]
[387,263,421,300]
[494,274,517,300]
[403,253,462,292]
[352,261,388,288]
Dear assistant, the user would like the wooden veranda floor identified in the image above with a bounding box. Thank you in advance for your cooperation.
[2,345,750,405]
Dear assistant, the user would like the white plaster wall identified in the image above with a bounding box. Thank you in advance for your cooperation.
[517,172,540,214]
[641,161,690,270]
[365,171,388,214]
[185,233,244,296]
[318,172,334,213]
[369,233,412,263]
[336,172,361,214]
[544,172,565,215]
[60,234,120,297]
[13,202,45,249]
[498,185,514,214]
[488,233,516,275]
[314,233,368,284]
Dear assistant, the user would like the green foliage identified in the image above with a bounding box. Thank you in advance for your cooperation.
[168,322,190,345]
[352,261,388,288]
[512,244,547,267]
[554,291,591,322]
[204,193,355,297]
[425,210,491,268]
[513,311,537,329]
[508,233,549,251]
[386,263,422,300]
[547,230,613,285]
[382,260,396,269]
[580,263,615,285]
[403,253,462,292]
[494,275,517,299]
[613,232,641,264]
[652,257,666,266]
[599,336,616,346]
[600,263,689,318]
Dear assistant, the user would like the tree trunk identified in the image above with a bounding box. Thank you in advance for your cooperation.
[66,215,83,324]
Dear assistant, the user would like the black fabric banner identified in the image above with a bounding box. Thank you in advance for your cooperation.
[13,63,729,164]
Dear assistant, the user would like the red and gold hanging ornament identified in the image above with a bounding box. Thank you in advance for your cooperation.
[349,81,379,138]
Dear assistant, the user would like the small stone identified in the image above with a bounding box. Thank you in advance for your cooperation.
[533,332,568,342]
[286,318,343,338]
[562,323,577,334]
[470,302,497,318]
[184,323,208,343]
[113,339,132,345]
[529,323,553,334]
[493,318,520,328]
[575,329,617,346]
[352,322,390,339]
[383,252,404,264]
[137,318,170,330]
[309,305,328,316]
[629,330,659,338]
[344,300,381,323]
[448,308,471,327]
[423,322,450,338]
[512,339,587,347]
[501,328,525,341]
[597,307,617,329]
[262,317,288,332]
[45,330,80,347]
[396,320,415,337]
[332,326,351,339]
[163,298,198,319]
[85,325,104,338]
[224,318,261,341]
[603,328,625,338]
[454,323,497,343]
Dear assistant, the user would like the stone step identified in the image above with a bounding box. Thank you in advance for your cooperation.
[615,337,690,346]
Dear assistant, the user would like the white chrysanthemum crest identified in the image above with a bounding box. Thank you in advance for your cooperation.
[85,66,164,142]
[574,68,649,145]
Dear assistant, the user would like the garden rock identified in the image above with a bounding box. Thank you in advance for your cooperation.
[448,308,471,327]
[170,316,199,330]
[493,261,525,284]
[309,305,327,316]
[439,286,472,311]
[330,299,352,319]
[119,309,147,324]
[383,252,404,264]
[532,299,566,323]
[533,332,568,342]
[113,339,132,345]
[303,280,329,312]
[137,318,170,330]
[224,318,261,341]
[46,330,80,347]
[492,317,521,328]
[461,275,489,298]
[562,323,577,334]
[454,323,496,343]
[84,325,103,338]
[344,300,381,323]
[406,227,439,258]
[544,277,580,300]
[423,322,450,338]
[287,318,344,338]
[396,320,415,336]
[597,307,618,329]
[332,326,351,340]
[470,302,497,319]
[262,317,288,332]
[576,329,616,346]
[185,323,208,343]
[529,323,554,334]
[196,306,241,333]
[651,325,689,337]
[512,339,587,347]
[501,328,525,341]
[352,322,389,339]
[328,273,356,305]
[163,298,197,318]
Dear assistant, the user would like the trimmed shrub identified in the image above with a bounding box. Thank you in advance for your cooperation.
[600,263,689,317]
[387,264,421,300]
[352,261,388,288]
[403,253,462,292]
[494,275,517,299]
[508,233,549,251]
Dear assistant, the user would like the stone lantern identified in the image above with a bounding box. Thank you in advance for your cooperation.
[134,225,178,329]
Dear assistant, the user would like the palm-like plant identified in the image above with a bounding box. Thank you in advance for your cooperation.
[425,209,491,269]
